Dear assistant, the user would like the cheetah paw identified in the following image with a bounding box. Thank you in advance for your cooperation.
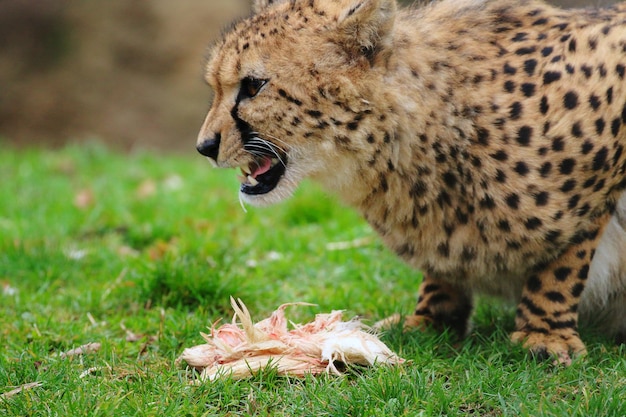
[511,330,587,366]
[402,314,434,332]
[372,313,433,332]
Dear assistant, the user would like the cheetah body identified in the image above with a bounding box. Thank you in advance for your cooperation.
[198,0,626,358]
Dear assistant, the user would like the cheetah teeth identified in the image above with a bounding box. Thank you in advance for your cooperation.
[247,175,259,186]
[237,173,260,186]
[241,165,252,175]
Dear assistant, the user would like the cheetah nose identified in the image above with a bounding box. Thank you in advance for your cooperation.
[196,133,221,161]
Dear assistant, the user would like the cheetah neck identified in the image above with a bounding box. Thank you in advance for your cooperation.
[325,9,505,275]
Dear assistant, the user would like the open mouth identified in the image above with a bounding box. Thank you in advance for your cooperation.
[238,154,287,195]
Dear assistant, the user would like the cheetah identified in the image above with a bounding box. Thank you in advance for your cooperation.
[196,0,626,362]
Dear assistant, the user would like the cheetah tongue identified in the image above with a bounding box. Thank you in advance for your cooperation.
[250,157,272,179]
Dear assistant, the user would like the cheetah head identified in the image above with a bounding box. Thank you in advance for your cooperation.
[197,0,397,206]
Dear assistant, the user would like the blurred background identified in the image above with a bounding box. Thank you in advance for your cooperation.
[0,0,615,152]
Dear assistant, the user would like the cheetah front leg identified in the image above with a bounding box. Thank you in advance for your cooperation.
[404,275,474,337]
[511,216,610,365]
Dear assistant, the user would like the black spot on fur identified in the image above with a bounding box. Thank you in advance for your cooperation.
[571,122,583,138]
[545,291,566,303]
[525,217,542,230]
[437,242,450,257]
[491,150,508,161]
[552,137,564,151]
[521,296,547,316]
[611,118,621,137]
[510,102,523,119]
[540,96,549,114]
[514,161,530,176]
[524,59,538,76]
[583,176,597,189]
[504,62,517,74]
[410,181,428,198]
[476,127,490,146]
[593,178,606,192]
[559,158,576,175]
[588,94,601,111]
[455,208,469,224]
[543,71,561,84]
[539,162,552,177]
[379,174,389,193]
[461,246,477,262]
[498,219,511,231]
[588,37,598,50]
[507,240,522,250]
[479,195,496,209]
[581,65,592,78]
[593,146,609,171]
[578,265,590,280]
[535,191,549,206]
[516,46,536,55]
[607,87,614,104]
[568,38,577,52]
[571,283,585,297]
[545,230,561,242]
[443,172,457,188]
[595,118,606,135]
[521,83,536,97]
[554,267,572,281]
[506,193,520,209]
[512,32,528,42]
[306,109,323,118]
[560,179,577,192]
[563,91,579,109]
[516,126,532,145]
[568,194,580,209]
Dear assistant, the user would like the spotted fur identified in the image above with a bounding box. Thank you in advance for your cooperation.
[197,0,626,362]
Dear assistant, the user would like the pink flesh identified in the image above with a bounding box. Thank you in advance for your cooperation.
[251,157,272,178]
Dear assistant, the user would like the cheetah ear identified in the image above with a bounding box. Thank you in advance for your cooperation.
[251,0,290,14]
[329,0,397,60]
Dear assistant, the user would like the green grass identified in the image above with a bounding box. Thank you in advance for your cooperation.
[1,142,625,416]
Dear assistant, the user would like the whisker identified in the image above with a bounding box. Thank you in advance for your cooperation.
[244,145,273,157]
[238,191,248,213]
[244,138,287,168]
[248,135,288,154]
[261,144,287,167]
[248,131,289,154]
[259,133,290,152]
[243,145,267,154]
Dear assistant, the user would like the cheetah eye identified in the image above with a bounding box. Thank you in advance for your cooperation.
[240,76,267,99]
